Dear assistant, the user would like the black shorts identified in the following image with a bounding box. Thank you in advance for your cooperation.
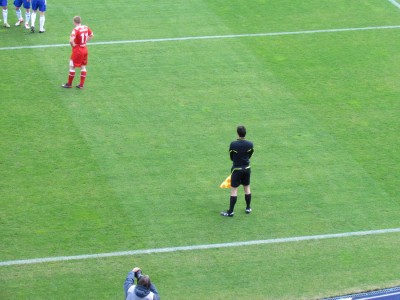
[231,167,251,188]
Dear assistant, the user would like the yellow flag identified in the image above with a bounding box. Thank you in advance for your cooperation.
[219,175,231,188]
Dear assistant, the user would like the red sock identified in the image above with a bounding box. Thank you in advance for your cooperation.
[68,71,75,85]
[80,71,87,87]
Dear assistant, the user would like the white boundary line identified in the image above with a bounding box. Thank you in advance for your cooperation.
[1,228,399,267]
[1,25,400,51]
[388,0,400,9]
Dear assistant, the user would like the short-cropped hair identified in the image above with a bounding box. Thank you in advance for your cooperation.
[237,125,246,137]
[73,16,81,24]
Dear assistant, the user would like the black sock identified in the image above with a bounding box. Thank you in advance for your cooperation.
[229,196,237,213]
[245,193,251,209]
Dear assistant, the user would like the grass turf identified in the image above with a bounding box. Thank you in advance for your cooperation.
[1,0,400,299]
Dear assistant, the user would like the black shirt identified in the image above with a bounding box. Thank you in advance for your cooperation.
[229,138,254,168]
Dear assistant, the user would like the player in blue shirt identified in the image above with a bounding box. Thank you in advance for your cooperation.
[30,0,45,33]
[1,0,10,28]
[14,0,30,29]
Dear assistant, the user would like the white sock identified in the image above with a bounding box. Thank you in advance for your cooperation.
[16,9,22,21]
[39,15,45,31]
[31,11,36,26]
[25,11,30,23]
[3,8,8,24]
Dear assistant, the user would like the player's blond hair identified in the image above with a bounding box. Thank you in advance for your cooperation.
[73,16,81,25]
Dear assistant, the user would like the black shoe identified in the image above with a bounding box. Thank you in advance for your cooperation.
[30,25,35,33]
[61,83,72,88]
[76,84,83,89]
[220,211,234,217]
[245,208,252,214]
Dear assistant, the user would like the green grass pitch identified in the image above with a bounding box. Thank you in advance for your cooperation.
[1,1,400,299]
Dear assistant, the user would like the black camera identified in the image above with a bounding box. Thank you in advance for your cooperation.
[135,270,142,279]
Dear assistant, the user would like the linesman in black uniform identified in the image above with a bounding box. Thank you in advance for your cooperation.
[221,125,254,217]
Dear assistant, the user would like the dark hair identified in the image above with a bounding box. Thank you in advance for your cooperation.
[237,125,246,138]
[138,275,151,289]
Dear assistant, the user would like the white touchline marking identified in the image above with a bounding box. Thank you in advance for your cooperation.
[1,25,400,51]
[1,228,399,267]
[388,0,400,9]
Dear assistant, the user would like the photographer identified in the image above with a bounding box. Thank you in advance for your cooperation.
[123,267,160,300]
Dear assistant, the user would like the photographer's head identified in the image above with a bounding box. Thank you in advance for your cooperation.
[138,275,151,289]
